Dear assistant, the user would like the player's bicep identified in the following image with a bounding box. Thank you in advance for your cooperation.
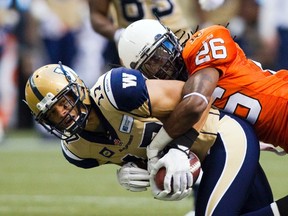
[185,67,220,99]
[89,0,110,15]
[146,79,184,118]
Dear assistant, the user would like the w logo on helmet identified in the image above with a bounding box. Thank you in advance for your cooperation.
[54,65,77,82]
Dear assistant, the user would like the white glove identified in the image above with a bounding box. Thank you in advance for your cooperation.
[117,162,150,192]
[198,0,225,11]
[150,145,193,201]
[150,176,192,201]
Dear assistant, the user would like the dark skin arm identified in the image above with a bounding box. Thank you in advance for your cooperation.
[145,77,213,132]
[145,72,214,160]
[162,67,220,138]
[88,0,117,40]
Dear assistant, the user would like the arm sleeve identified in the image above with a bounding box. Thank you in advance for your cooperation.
[103,67,152,114]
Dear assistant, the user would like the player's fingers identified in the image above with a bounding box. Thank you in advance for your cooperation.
[177,188,192,200]
[129,167,149,174]
[187,172,193,188]
[129,174,150,180]
[180,173,187,192]
[172,173,181,192]
[164,173,172,192]
[129,180,150,187]
[170,191,182,200]
[151,160,164,176]
[156,190,170,199]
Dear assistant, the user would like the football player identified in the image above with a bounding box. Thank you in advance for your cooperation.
[88,0,195,76]
[118,19,288,154]
[25,63,286,215]
[89,0,192,44]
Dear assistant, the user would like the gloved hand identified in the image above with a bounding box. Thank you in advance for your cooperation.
[150,145,193,201]
[146,127,173,173]
[116,162,150,192]
[198,0,225,11]
[150,176,192,201]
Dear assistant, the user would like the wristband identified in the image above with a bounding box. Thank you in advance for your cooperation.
[168,128,199,149]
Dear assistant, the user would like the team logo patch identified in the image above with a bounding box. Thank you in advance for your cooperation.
[120,115,133,133]
[99,147,115,158]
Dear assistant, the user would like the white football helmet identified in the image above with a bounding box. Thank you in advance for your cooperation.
[118,19,187,80]
[24,62,91,140]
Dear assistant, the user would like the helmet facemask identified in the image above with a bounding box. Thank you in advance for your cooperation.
[37,82,90,140]
[118,19,189,81]
[25,62,91,140]
[132,32,187,81]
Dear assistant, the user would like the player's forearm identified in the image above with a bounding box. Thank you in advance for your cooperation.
[163,67,219,137]
[90,13,117,40]
[163,95,207,138]
[89,0,117,40]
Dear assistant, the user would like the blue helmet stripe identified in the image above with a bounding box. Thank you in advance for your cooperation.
[29,76,44,101]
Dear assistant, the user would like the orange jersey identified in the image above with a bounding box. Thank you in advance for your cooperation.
[182,25,288,152]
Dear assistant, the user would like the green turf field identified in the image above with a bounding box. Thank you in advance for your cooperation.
[0,129,287,216]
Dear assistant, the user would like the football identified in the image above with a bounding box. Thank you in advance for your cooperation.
[154,152,201,190]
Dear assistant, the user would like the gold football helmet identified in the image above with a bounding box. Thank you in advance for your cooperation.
[24,62,91,140]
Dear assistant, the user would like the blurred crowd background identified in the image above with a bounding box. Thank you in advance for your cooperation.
[0,0,286,141]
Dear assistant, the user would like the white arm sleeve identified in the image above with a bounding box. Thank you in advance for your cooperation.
[146,127,172,159]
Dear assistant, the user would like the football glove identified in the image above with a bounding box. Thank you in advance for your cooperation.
[117,162,150,192]
[150,145,193,199]
[150,175,192,201]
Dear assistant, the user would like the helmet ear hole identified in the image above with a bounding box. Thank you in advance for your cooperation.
[130,62,137,69]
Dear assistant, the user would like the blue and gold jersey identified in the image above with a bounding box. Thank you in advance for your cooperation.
[61,67,219,168]
[61,67,162,168]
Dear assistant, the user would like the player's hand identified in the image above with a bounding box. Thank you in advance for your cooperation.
[151,145,193,193]
[150,176,192,201]
[116,162,150,192]
[146,127,174,173]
